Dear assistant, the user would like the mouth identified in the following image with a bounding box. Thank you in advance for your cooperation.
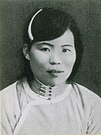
[47,70,64,76]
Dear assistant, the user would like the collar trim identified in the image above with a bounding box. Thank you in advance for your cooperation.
[23,77,71,104]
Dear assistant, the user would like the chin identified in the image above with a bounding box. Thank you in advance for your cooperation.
[47,78,66,87]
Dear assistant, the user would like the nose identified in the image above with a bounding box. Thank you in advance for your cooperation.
[49,52,61,65]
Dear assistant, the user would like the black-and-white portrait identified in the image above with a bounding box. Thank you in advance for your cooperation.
[0,0,101,135]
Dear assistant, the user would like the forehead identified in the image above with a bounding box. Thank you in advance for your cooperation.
[35,29,74,46]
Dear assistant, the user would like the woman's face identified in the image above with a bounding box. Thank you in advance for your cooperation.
[27,29,76,86]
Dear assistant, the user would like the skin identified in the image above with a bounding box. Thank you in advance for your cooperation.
[23,29,76,87]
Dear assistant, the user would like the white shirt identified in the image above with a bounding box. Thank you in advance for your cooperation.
[1,78,101,135]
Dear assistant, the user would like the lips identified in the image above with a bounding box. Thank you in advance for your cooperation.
[47,70,64,75]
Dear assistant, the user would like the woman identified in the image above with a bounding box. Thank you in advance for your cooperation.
[1,8,101,135]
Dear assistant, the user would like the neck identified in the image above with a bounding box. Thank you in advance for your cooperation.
[28,77,67,100]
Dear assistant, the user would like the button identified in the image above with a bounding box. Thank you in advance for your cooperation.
[49,91,52,93]
[48,94,51,96]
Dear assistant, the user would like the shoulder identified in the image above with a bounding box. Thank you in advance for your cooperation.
[70,82,101,106]
[0,78,25,105]
[0,78,27,106]
[1,81,18,99]
[71,83,101,134]
[0,81,19,109]
[0,79,25,114]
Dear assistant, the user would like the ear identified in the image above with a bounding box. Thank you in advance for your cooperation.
[23,44,30,60]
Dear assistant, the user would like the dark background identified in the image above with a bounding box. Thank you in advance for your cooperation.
[0,0,101,96]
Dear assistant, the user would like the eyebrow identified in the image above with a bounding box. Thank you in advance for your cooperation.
[36,42,73,47]
[37,42,53,47]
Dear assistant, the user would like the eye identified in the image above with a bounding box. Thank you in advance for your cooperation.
[62,48,71,53]
[40,47,50,52]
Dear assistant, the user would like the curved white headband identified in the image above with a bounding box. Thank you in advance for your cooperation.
[28,9,43,41]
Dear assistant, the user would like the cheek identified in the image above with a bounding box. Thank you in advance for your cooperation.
[29,55,44,75]
[63,53,76,68]
[29,50,49,68]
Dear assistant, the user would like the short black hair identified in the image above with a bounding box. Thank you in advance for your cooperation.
[23,7,83,82]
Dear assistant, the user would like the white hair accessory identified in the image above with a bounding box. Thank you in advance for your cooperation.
[28,9,43,41]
